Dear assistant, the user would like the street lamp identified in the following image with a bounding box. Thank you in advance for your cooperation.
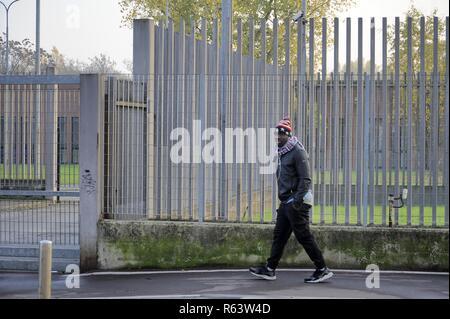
[0,0,20,74]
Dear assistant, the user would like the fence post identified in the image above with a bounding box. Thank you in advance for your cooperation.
[45,67,58,201]
[220,0,232,221]
[79,74,104,271]
[362,73,370,227]
[133,19,155,219]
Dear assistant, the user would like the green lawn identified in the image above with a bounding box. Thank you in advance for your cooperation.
[314,170,444,186]
[249,205,447,227]
[0,164,79,186]
[1,165,443,187]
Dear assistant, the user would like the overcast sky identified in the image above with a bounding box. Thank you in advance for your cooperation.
[0,0,448,72]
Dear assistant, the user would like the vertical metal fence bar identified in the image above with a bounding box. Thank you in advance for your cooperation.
[120,79,125,216]
[345,17,351,225]
[30,85,35,182]
[197,18,207,222]
[153,26,159,220]
[177,19,185,220]
[236,18,243,222]
[320,18,327,224]
[211,18,219,221]
[156,25,164,219]
[20,85,25,193]
[260,18,266,224]
[382,17,388,226]
[248,18,254,223]
[136,77,140,217]
[188,19,195,221]
[284,19,290,118]
[297,16,303,139]
[369,17,375,225]
[357,18,363,225]
[128,79,133,217]
[445,16,449,227]
[363,73,370,226]
[333,17,339,224]
[138,76,142,217]
[120,79,125,217]
[167,20,174,220]
[11,86,16,183]
[1,86,4,186]
[272,18,278,224]
[129,77,135,217]
[136,74,144,218]
[419,17,425,226]
[309,18,315,222]
[107,77,115,219]
[432,17,439,227]
[6,84,10,187]
[19,87,24,243]
[375,72,380,194]
[106,77,112,218]
[255,44,261,223]
[220,10,231,221]
[8,85,13,184]
[27,86,31,185]
[394,17,400,226]
[407,17,413,226]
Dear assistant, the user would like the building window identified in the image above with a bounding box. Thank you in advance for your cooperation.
[58,117,67,164]
[72,117,79,164]
[0,116,3,164]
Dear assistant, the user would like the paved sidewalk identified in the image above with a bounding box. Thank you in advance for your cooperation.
[0,269,448,299]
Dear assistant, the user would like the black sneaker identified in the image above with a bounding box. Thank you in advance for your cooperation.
[304,267,334,283]
[249,266,276,280]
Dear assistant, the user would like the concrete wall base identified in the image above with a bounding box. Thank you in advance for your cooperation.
[98,220,448,272]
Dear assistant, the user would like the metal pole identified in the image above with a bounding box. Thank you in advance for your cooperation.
[35,0,40,74]
[345,17,351,225]
[432,17,439,227]
[419,17,425,226]
[302,0,306,77]
[406,17,412,226]
[220,0,232,220]
[34,0,41,179]
[5,4,8,73]
[39,240,52,299]
[1,0,20,74]
[382,17,388,226]
[198,18,207,222]
[363,73,370,227]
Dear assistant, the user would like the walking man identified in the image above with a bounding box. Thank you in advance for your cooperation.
[249,118,333,283]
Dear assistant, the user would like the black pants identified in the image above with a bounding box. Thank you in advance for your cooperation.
[266,202,326,270]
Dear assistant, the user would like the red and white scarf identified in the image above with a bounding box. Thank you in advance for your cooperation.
[278,136,305,156]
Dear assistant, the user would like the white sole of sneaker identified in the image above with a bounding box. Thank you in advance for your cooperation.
[249,271,277,281]
[305,271,334,283]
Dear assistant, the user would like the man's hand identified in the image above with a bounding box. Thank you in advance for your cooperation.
[292,191,313,211]
[292,201,311,211]
[292,201,302,211]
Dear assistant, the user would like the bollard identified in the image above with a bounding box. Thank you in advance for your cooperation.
[39,240,52,299]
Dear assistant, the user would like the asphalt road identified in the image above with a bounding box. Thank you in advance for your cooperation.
[0,269,448,299]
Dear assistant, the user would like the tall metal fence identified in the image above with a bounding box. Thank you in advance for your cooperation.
[101,16,449,227]
[0,75,80,245]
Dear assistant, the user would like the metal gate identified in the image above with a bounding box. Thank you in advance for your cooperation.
[0,75,80,255]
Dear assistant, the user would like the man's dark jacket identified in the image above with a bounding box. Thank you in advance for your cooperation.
[276,143,311,209]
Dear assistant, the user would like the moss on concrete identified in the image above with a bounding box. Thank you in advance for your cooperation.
[97,221,448,271]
